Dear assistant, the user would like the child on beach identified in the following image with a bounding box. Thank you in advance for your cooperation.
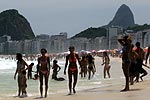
[52,59,61,80]
[27,62,34,79]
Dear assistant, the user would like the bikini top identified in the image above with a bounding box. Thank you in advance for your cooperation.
[68,53,77,63]
[39,56,49,67]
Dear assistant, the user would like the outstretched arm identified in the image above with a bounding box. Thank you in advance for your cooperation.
[24,60,29,70]
[57,65,61,72]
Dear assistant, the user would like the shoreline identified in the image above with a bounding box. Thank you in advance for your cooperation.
[1,56,150,100]
[2,79,150,100]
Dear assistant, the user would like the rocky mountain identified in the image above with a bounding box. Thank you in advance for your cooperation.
[0,9,35,40]
[72,4,135,39]
[107,4,135,28]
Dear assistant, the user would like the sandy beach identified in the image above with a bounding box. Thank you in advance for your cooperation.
[2,79,150,100]
[1,56,150,100]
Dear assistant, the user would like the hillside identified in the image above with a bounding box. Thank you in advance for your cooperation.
[0,9,35,40]
[72,27,107,39]
[72,4,135,39]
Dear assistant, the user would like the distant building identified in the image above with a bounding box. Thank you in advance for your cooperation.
[0,29,150,55]
[108,26,123,49]
[36,34,50,40]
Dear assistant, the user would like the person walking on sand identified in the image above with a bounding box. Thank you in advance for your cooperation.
[14,53,29,97]
[129,44,138,85]
[80,55,88,78]
[64,46,81,95]
[87,54,96,80]
[101,51,111,78]
[27,63,34,79]
[37,48,50,98]
[118,34,132,92]
[134,42,147,82]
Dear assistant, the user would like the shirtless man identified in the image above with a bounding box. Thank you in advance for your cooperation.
[135,42,147,82]
[64,46,81,95]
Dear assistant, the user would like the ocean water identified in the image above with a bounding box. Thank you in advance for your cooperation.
[0,56,149,98]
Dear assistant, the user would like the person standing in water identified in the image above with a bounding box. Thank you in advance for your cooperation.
[101,51,111,78]
[64,46,81,95]
[118,34,132,92]
[87,54,96,80]
[14,53,29,97]
[37,48,50,98]
[27,63,34,79]
[52,59,61,80]
[80,55,88,78]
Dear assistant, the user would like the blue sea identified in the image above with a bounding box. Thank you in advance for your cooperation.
[0,56,150,99]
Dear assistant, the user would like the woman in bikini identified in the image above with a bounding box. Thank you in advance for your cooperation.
[14,53,29,97]
[64,46,81,95]
[102,51,111,78]
[37,48,50,98]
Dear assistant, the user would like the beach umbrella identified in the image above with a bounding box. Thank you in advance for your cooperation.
[85,50,91,54]
[64,51,70,54]
[144,47,148,53]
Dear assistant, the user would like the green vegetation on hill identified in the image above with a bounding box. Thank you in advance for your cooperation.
[72,27,107,39]
[127,24,150,32]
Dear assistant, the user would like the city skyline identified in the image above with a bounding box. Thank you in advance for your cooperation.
[0,0,150,37]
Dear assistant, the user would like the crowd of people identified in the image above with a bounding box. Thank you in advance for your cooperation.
[13,39,150,98]
[118,34,150,92]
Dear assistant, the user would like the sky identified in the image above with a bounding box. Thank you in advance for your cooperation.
[0,0,150,37]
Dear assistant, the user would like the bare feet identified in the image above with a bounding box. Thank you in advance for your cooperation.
[68,93,72,95]
[45,93,47,98]
[120,88,129,92]
[140,77,143,81]
[73,88,76,94]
